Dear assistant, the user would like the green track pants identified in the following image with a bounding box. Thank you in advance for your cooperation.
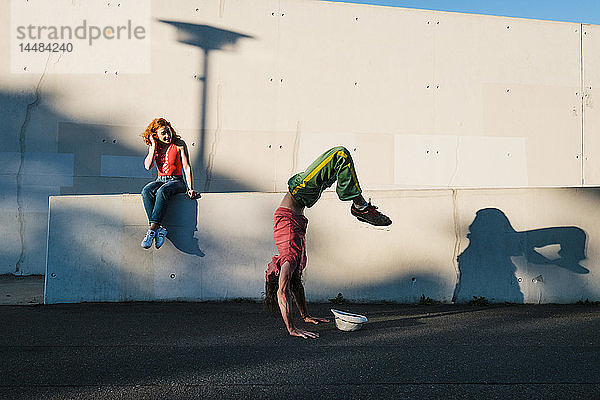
[287,146,362,208]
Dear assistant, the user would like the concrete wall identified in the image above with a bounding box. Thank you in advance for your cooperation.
[45,189,598,304]
[2,0,600,276]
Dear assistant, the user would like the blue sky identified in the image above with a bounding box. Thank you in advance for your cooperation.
[324,0,600,25]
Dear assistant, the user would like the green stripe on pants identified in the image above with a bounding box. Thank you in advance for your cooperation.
[288,146,362,208]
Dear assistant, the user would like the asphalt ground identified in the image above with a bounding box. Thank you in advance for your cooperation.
[1,301,599,400]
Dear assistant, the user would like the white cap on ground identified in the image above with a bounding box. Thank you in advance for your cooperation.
[331,309,368,331]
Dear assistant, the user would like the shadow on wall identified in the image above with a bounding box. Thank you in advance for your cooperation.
[158,20,254,192]
[2,40,257,274]
[161,194,205,257]
[1,90,120,274]
[2,20,256,275]
[306,268,455,304]
[453,208,588,303]
[45,204,221,303]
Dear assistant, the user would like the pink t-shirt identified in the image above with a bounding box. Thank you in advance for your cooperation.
[266,207,308,280]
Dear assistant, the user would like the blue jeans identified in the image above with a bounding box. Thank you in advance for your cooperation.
[141,176,187,224]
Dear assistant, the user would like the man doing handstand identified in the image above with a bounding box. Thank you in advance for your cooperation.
[264,146,392,338]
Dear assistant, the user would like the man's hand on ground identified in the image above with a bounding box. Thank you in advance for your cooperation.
[289,328,319,339]
[303,316,330,324]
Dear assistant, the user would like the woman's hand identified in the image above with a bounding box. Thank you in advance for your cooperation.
[144,135,156,170]
[187,189,200,199]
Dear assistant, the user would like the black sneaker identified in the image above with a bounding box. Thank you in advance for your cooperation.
[351,201,392,226]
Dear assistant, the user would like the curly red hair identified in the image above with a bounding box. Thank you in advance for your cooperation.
[141,118,180,145]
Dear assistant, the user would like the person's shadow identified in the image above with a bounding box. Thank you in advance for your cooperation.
[453,208,588,303]
[162,194,205,257]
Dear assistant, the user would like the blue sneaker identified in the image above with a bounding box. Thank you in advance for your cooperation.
[141,229,155,249]
[155,227,168,249]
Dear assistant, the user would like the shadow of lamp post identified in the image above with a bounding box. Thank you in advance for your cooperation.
[158,20,253,192]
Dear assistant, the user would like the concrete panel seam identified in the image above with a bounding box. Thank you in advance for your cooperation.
[580,23,585,185]
[449,136,461,187]
[204,83,223,192]
[451,188,461,302]
[15,54,51,275]
[43,197,53,303]
[219,0,225,18]
[293,120,301,175]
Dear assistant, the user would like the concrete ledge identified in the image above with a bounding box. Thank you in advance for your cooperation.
[45,189,599,304]
[0,275,44,305]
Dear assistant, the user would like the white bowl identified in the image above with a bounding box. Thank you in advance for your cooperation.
[331,309,368,331]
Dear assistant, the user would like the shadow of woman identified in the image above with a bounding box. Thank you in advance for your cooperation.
[163,194,205,257]
[453,208,587,303]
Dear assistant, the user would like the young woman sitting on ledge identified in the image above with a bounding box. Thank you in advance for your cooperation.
[140,117,199,249]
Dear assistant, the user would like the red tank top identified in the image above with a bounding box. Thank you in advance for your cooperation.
[154,143,182,176]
